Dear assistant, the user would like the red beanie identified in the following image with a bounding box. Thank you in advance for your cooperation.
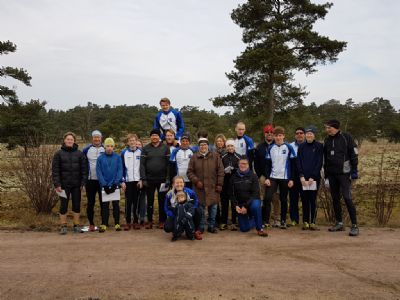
[264,124,275,133]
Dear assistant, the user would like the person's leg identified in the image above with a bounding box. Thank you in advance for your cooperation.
[101,200,110,227]
[59,195,69,226]
[302,191,311,224]
[310,190,318,224]
[138,188,146,224]
[230,198,238,225]
[96,181,103,224]
[164,217,175,233]
[156,184,167,224]
[112,200,120,225]
[278,180,289,224]
[289,179,300,224]
[264,180,277,225]
[220,187,229,226]
[237,213,251,232]
[338,175,357,225]
[328,175,343,223]
[193,206,203,232]
[249,199,263,231]
[131,182,140,224]
[272,193,280,224]
[198,204,206,233]
[125,182,134,224]
[71,187,82,227]
[207,204,218,230]
[185,218,195,239]
[145,183,156,224]
[86,180,96,226]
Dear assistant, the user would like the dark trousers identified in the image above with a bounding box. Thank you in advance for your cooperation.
[138,188,146,222]
[145,181,167,223]
[328,174,357,225]
[238,199,263,232]
[59,186,81,214]
[265,179,289,223]
[86,180,102,225]
[302,181,320,224]
[125,181,139,224]
[220,185,237,225]
[164,207,202,233]
[101,200,120,226]
[289,178,302,223]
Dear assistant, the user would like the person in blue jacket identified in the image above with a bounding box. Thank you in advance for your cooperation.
[234,122,255,167]
[153,97,185,143]
[96,137,123,232]
[296,126,323,230]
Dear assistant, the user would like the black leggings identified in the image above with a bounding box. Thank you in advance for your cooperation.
[59,186,81,214]
[101,200,120,226]
[220,184,237,224]
[125,181,139,223]
[302,187,319,224]
[265,179,289,223]
[145,182,167,223]
[86,180,102,225]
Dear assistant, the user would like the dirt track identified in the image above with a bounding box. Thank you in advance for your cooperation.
[0,227,399,300]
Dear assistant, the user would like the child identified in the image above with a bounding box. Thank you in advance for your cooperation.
[171,191,195,241]
[96,137,123,232]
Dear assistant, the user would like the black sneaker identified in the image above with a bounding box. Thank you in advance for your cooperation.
[73,225,83,233]
[349,225,359,237]
[171,236,179,242]
[329,222,345,232]
[207,227,218,234]
[59,226,68,235]
[280,221,287,229]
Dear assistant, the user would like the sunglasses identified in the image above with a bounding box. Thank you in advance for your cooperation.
[295,132,305,135]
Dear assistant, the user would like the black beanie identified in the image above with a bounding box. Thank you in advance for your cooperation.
[150,128,161,137]
[325,119,340,129]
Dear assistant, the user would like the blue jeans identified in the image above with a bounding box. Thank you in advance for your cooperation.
[199,204,218,231]
[237,199,263,232]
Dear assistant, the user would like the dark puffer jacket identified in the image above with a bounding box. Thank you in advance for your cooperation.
[52,143,88,189]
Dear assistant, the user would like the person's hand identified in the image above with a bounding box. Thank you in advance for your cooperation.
[308,178,314,186]
[196,181,204,189]
[300,177,307,186]
[55,186,62,193]
[351,171,358,180]
[142,180,148,188]
[288,180,294,188]
[137,180,143,189]
[121,182,126,192]
[236,206,242,214]
[215,185,222,193]
[324,178,330,189]
[241,207,247,214]
[104,187,112,194]
[264,179,271,186]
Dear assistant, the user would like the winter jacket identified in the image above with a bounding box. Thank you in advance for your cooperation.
[230,169,260,209]
[140,142,170,183]
[169,146,194,182]
[96,152,123,188]
[187,151,224,206]
[153,108,185,140]
[164,187,199,218]
[121,147,141,182]
[234,135,255,167]
[296,140,324,180]
[254,140,274,177]
[221,151,241,186]
[323,131,358,176]
[52,143,87,189]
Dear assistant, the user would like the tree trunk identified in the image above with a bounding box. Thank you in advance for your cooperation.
[265,77,274,124]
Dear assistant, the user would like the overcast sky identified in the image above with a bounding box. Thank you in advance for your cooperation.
[1,0,399,112]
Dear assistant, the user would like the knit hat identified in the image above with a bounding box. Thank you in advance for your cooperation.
[198,137,209,145]
[325,119,340,129]
[104,137,115,147]
[264,124,275,133]
[226,139,235,147]
[181,133,190,141]
[305,125,317,134]
[91,130,102,137]
[274,126,285,135]
[150,128,161,137]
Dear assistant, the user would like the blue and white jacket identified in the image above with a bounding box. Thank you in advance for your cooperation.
[153,108,185,141]
[170,146,194,182]
[164,187,199,218]
[121,147,141,182]
[234,135,255,166]
[264,142,297,180]
[96,152,123,188]
[82,144,105,180]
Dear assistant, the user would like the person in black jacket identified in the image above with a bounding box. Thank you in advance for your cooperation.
[52,132,87,235]
[230,157,268,237]
[296,126,323,230]
[219,139,241,231]
[140,128,170,229]
[323,119,359,236]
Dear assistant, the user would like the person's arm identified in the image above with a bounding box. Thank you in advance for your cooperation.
[244,135,255,168]
[175,110,185,140]
[80,152,88,187]
[96,158,107,187]
[165,146,171,183]
[216,155,224,190]
[52,151,61,188]
[229,175,238,208]
[288,144,296,181]
[121,150,127,182]
[115,155,123,186]
[187,156,199,184]
[346,134,359,175]
[254,145,262,177]
[140,147,147,181]
[312,143,324,179]
[188,189,199,209]
[247,174,260,208]
[323,138,328,177]
[296,145,305,179]
[164,192,175,218]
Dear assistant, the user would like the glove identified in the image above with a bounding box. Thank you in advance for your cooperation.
[104,187,112,195]
[224,166,234,174]
[109,185,117,193]
[215,185,222,193]
[196,181,204,189]
[351,171,358,180]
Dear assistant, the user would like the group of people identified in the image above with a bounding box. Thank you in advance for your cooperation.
[52,97,360,241]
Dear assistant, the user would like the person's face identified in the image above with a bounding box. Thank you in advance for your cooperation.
[236,124,245,137]
[177,195,186,203]
[180,138,190,149]
[128,137,137,149]
[165,132,175,143]
[215,138,225,149]
[160,102,170,112]
[64,135,75,147]
[105,144,114,154]
[199,143,209,153]
[305,132,315,143]
[173,178,184,191]
[325,125,339,136]
[295,130,305,143]
[239,160,249,172]
[226,144,235,153]
[264,131,274,142]
[150,134,160,144]
[274,133,285,145]
[136,140,142,148]
[92,135,102,146]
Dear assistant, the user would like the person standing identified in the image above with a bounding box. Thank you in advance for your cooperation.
[153,97,185,144]
[323,119,359,236]
[140,128,170,229]
[289,127,305,226]
[121,134,143,230]
[296,126,323,230]
[170,133,194,189]
[187,137,224,233]
[82,130,105,232]
[52,132,88,234]
[234,122,255,167]
[254,124,281,227]
[136,139,146,227]
[96,138,123,232]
